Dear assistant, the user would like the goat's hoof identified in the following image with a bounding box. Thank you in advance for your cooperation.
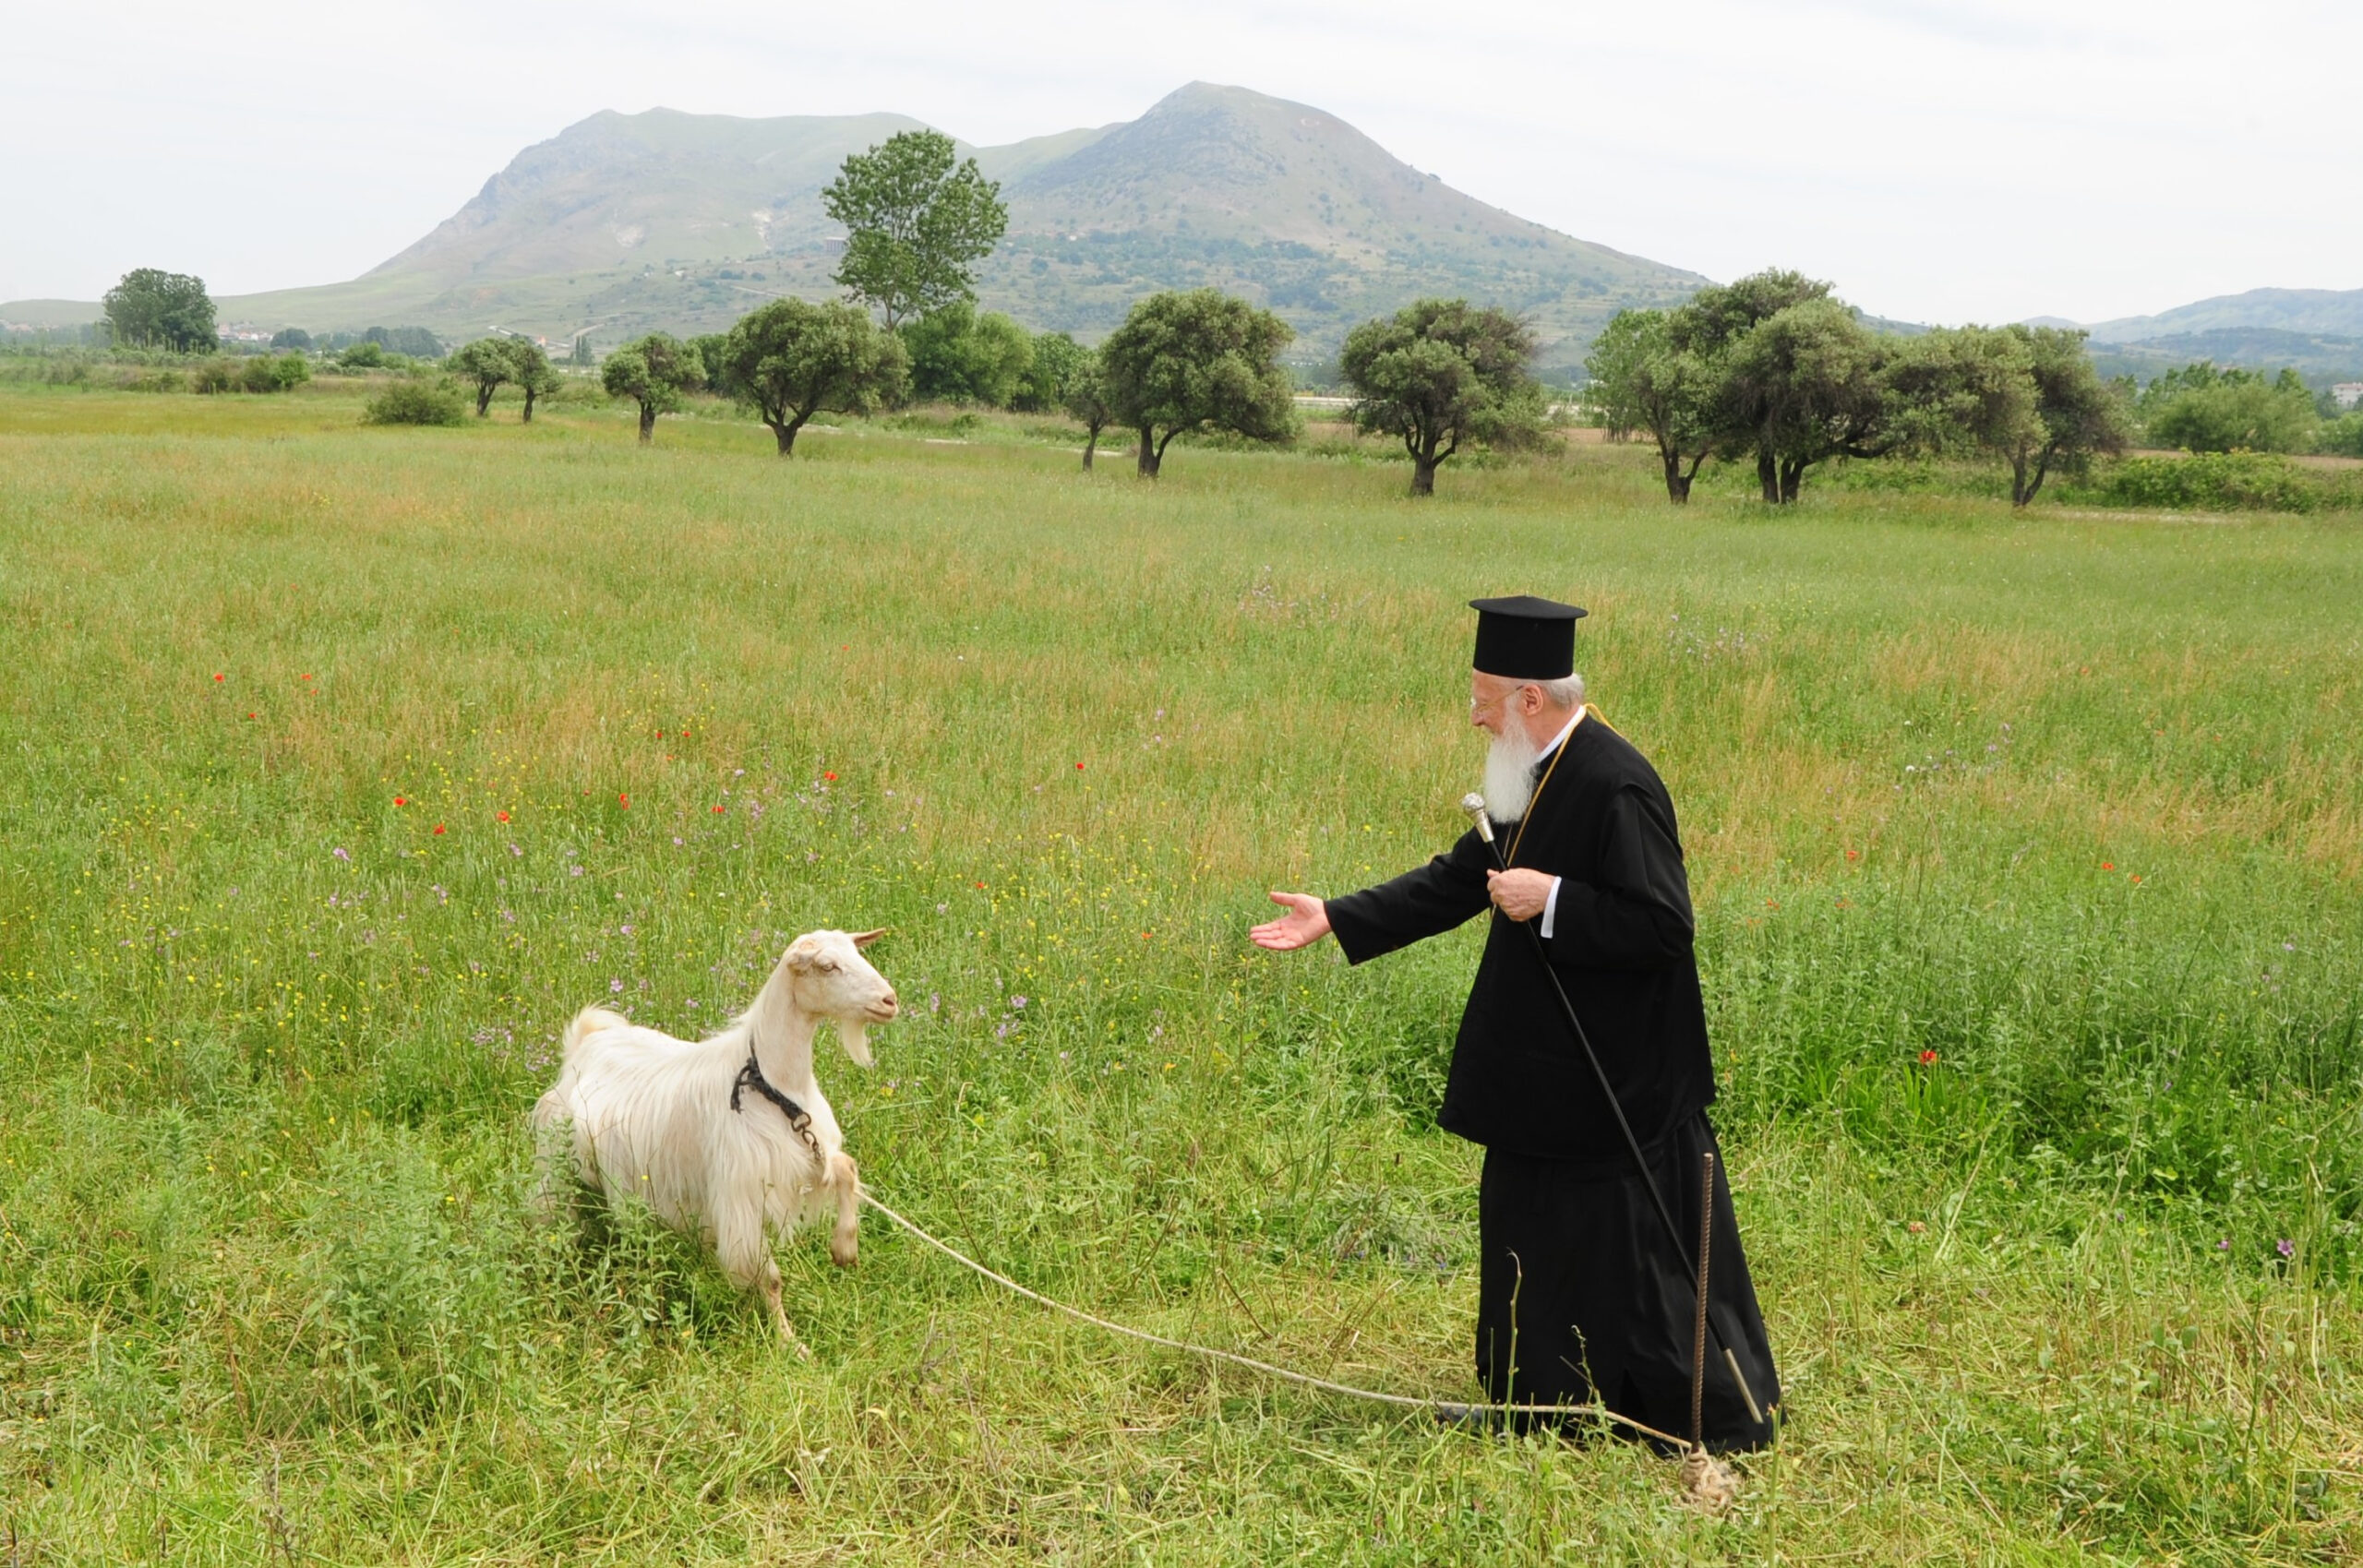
[791,1338,813,1361]
[830,1239,858,1268]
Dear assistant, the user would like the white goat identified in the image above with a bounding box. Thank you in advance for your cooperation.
[533,928,896,1353]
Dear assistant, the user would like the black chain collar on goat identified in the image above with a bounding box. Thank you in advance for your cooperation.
[730,1040,824,1160]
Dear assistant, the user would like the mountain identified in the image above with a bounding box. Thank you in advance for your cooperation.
[2081,287,2363,344]
[2083,328,2363,389]
[3,84,1703,373]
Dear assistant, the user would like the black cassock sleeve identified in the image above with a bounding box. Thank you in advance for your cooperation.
[1543,785,1696,969]
[1325,826,1493,965]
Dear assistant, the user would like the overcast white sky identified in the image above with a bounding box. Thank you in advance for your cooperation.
[5,0,2356,325]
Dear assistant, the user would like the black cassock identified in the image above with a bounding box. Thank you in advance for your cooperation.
[1325,712,1780,1449]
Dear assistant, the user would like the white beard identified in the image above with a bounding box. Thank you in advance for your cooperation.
[1481,724,1544,826]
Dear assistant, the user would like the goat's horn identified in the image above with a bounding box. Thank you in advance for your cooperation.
[850,928,890,947]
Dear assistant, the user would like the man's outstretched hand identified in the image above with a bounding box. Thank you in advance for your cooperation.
[1251,891,1331,951]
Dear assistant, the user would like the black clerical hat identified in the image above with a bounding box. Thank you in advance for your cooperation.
[1469,595,1587,679]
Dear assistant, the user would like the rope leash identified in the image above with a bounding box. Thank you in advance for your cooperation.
[856,1187,1694,1452]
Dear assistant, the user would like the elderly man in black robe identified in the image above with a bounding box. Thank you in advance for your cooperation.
[1251,595,1780,1450]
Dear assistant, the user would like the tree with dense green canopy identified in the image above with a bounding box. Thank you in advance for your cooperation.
[1583,310,1719,503]
[1014,330,1088,414]
[902,303,1034,406]
[601,333,705,443]
[716,298,908,456]
[270,328,313,352]
[1959,326,2130,505]
[687,334,730,389]
[1063,356,1115,471]
[510,342,560,424]
[2141,364,2318,454]
[1099,289,1298,478]
[102,269,216,352]
[1667,270,1853,503]
[823,131,1008,329]
[449,339,516,417]
[363,326,445,360]
[1340,299,1548,496]
[2321,411,2363,458]
[1720,298,1898,503]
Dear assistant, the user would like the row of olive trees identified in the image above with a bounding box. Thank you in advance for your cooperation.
[1585,271,2132,507]
[595,287,1550,497]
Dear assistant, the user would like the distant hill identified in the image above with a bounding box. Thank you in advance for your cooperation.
[2084,328,2363,389]
[2081,287,2363,344]
[1,84,1704,373]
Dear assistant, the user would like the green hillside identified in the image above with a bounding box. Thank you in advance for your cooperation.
[2086,327,2363,389]
[6,85,1704,370]
[2085,287,2363,343]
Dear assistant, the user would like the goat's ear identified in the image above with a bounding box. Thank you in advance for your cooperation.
[850,928,889,949]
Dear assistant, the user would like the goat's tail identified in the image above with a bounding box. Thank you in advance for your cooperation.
[561,1004,632,1062]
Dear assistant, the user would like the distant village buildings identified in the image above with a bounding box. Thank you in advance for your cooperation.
[2333,382,2363,411]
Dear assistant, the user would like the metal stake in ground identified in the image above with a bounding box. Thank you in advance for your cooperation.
[1459,792,1763,1423]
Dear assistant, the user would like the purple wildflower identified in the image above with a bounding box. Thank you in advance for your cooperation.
[332,847,350,861]
[2277,1239,2295,1259]
[610,978,624,993]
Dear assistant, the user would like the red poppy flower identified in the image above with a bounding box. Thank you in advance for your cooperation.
[212,673,224,682]
[618,793,630,808]
[496,810,510,822]
[2129,873,2141,883]
[1844,849,1859,861]
[1919,1048,1938,1065]
[393,796,407,807]
[822,771,838,782]
[712,804,725,813]
[433,824,447,835]
[976,881,987,889]
[246,712,256,719]
[2102,862,2114,870]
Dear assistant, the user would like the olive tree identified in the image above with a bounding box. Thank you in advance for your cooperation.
[1099,289,1297,478]
[601,332,705,443]
[1341,299,1547,496]
[1064,355,1115,471]
[715,298,908,456]
[449,338,514,417]
[1584,310,1718,503]
[511,341,560,424]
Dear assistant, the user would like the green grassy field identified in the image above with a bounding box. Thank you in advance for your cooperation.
[3,381,2359,1563]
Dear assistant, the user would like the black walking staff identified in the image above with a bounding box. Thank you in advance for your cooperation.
[1460,790,1764,1424]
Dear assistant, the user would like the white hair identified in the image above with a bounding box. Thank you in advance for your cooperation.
[1540,672,1587,710]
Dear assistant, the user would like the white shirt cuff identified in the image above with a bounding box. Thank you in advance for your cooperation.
[1540,876,1562,938]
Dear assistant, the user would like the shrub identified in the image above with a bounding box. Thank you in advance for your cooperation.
[2319,412,2363,459]
[363,378,467,426]
[242,353,311,393]
[2082,453,2325,513]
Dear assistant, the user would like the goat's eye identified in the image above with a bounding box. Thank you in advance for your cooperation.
[817,961,838,973]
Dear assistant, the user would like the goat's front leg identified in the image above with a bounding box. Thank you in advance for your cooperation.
[829,1153,860,1268]
[718,1202,811,1359]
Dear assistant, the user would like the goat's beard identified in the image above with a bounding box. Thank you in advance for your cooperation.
[1481,723,1543,826]
[836,1019,874,1068]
